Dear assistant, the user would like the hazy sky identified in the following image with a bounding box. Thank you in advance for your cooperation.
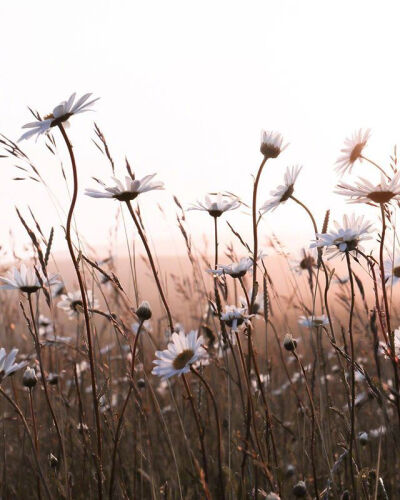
[0,0,399,260]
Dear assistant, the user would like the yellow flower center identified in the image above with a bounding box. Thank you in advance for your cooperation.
[172,349,194,370]
[349,143,365,163]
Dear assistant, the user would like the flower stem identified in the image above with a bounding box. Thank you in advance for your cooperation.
[0,387,53,500]
[360,155,390,179]
[191,367,225,500]
[57,123,103,499]
[125,201,174,333]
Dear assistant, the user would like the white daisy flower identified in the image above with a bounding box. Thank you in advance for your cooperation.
[152,330,207,380]
[335,128,371,175]
[0,348,27,383]
[385,258,400,285]
[19,92,99,141]
[85,173,164,201]
[291,249,317,274]
[298,315,329,328]
[0,264,59,294]
[208,257,253,278]
[220,305,252,332]
[187,193,240,218]
[335,172,400,205]
[260,165,302,213]
[310,214,373,258]
[57,290,99,319]
[260,130,288,159]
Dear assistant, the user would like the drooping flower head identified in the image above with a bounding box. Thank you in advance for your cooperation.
[57,290,99,319]
[0,348,27,383]
[0,264,59,295]
[19,93,99,141]
[260,130,288,159]
[260,165,302,213]
[335,128,371,175]
[85,174,164,202]
[335,172,400,205]
[152,330,207,379]
[188,193,240,218]
[310,214,373,258]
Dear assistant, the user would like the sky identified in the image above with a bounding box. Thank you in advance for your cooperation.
[0,0,399,260]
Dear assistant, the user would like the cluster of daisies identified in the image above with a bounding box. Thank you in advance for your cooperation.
[2,91,400,386]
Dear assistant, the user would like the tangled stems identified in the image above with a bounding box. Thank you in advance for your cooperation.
[125,200,174,334]
[345,252,357,497]
[190,366,225,500]
[109,320,144,498]
[0,387,53,500]
[57,123,103,499]
[27,293,70,500]
[181,373,209,485]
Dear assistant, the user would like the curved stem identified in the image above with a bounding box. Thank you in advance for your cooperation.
[109,320,144,498]
[0,387,53,500]
[125,201,174,333]
[360,155,390,180]
[57,123,103,499]
[191,367,225,500]
[251,156,267,310]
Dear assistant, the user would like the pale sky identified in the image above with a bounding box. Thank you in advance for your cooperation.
[0,0,399,260]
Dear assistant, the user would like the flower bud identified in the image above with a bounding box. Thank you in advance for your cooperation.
[292,481,307,498]
[23,367,37,388]
[137,378,145,389]
[48,453,59,469]
[283,333,297,352]
[47,372,59,385]
[136,301,152,321]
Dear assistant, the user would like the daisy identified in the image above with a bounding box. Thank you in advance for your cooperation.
[260,130,288,159]
[335,128,371,175]
[187,193,240,218]
[220,305,252,332]
[0,348,27,383]
[310,214,373,258]
[385,258,400,285]
[0,264,59,294]
[298,315,329,328]
[208,257,253,278]
[57,290,99,319]
[260,165,302,213]
[85,173,164,202]
[19,93,99,141]
[152,330,207,380]
[335,172,400,205]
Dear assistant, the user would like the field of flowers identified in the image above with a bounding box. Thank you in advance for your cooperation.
[0,94,398,499]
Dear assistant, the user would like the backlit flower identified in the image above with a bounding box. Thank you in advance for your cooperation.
[385,258,400,285]
[208,257,253,278]
[221,305,252,332]
[19,93,99,141]
[298,315,329,328]
[335,172,400,205]
[0,264,59,294]
[152,330,207,379]
[57,290,99,319]
[310,214,373,258]
[85,174,164,201]
[335,128,371,175]
[0,348,27,383]
[260,165,302,213]
[260,130,288,159]
[188,193,240,218]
